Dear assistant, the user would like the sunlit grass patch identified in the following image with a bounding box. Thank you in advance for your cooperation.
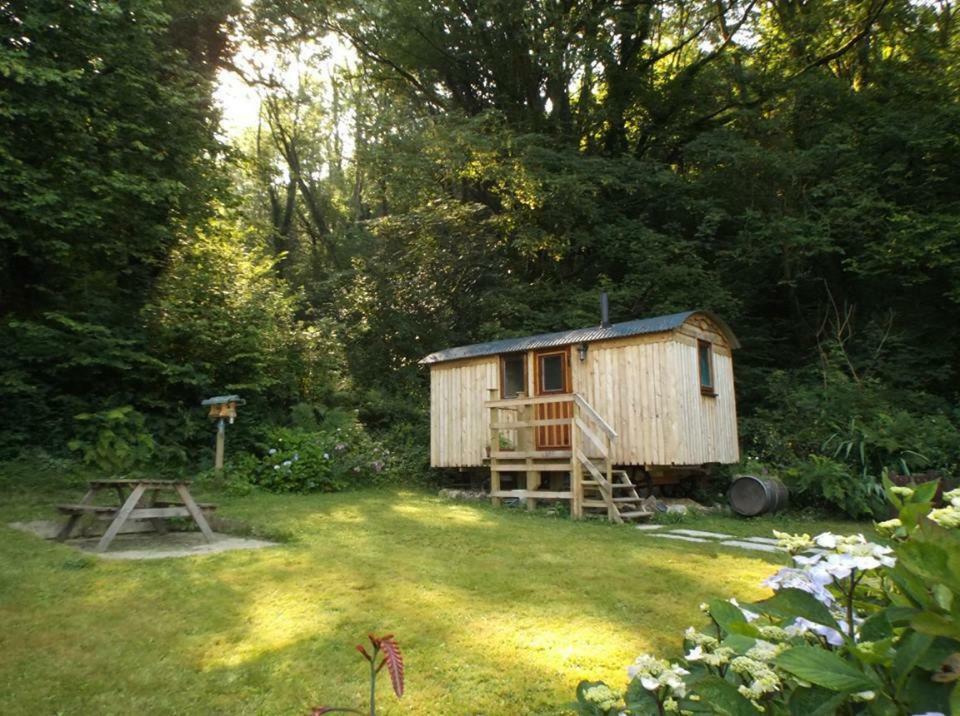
[0,489,868,715]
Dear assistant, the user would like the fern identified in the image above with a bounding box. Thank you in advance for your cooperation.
[311,633,404,716]
[373,634,404,698]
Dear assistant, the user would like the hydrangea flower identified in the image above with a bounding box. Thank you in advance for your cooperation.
[785,617,844,647]
[763,566,835,605]
[875,518,902,536]
[684,627,719,648]
[730,656,781,702]
[746,639,786,662]
[944,488,960,507]
[792,533,895,581]
[929,506,960,528]
[582,684,620,711]
[627,654,689,697]
[268,448,277,455]
[773,530,813,554]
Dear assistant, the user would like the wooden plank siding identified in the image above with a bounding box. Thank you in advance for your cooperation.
[428,314,739,468]
[429,356,499,467]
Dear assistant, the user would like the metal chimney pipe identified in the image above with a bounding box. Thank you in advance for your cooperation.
[600,292,610,328]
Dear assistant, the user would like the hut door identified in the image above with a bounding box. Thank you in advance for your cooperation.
[534,348,573,450]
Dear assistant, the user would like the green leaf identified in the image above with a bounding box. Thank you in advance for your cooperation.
[775,646,879,692]
[709,599,748,634]
[685,675,755,716]
[912,479,941,504]
[859,611,893,642]
[753,588,839,629]
[911,612,960,641]
[787,685,849,716]
[721,634,758,656]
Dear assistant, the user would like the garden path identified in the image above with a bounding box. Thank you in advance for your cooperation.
[635,525,787,553]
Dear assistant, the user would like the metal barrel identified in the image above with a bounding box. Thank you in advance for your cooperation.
[728,475,789,516]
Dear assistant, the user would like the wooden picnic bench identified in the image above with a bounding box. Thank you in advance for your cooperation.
[56,479,216,553]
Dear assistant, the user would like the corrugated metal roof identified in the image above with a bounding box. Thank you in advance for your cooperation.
[419,310,739,365]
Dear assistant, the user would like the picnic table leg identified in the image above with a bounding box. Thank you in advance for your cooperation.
[147,490,168,535]
[55,488,95,542]
[95,484,147,553]
[175,484,215,543]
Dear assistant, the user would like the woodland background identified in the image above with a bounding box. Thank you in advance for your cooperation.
[2,0,959,516]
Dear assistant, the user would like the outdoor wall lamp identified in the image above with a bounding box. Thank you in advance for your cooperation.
[577,342,589,361]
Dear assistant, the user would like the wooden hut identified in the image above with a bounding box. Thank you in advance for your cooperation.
[420,309,740,522]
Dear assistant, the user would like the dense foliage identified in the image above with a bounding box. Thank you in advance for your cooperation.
[575,480,960,714]
[2,1,960,508]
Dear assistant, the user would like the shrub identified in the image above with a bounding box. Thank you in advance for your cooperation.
[574,479,960,715]
[781,455,884,519]
[67,406,155,475]
[249,425,381,493]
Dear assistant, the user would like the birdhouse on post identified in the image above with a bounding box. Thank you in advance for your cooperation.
[201,395,245,471]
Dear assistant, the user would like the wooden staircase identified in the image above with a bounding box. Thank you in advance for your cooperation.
[485,392,653,523]
[579,461,650,524]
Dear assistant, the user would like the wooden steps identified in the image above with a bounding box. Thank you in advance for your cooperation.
[486,391,653,524]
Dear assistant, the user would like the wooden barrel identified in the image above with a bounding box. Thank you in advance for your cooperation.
[729,475,789,517]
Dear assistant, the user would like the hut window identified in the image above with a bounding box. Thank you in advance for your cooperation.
[539,353,566,393]
[698,340,715,395]
[501,354,525,398]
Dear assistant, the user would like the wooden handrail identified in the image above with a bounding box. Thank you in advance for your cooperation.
[485,394,576,408]
[574,416,608,458]
[572,394,618,439]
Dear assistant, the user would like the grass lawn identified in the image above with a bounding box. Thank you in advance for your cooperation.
[0,487,873,715]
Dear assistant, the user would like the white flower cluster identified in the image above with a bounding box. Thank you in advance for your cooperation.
[684,628,735,668]
[784,616,847,647]
[627,654,690,698]
[582,684,620,712]
[929,487,960,529]
[793,532,895,582]
[762,567,835,606]
[772,530,813,554]
[729,655,782,702]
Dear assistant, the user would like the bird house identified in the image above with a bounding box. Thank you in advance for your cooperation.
[201,395,244,423]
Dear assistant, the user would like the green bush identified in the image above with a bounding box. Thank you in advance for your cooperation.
[741,369,960,517]
[67,406,155,476]
[781,455,884,519]
[575,479,960,715]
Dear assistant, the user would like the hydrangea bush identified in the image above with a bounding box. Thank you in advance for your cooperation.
[575,479,960,715]
[247,424,396,493]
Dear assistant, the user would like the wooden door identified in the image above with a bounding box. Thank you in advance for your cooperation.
[534,348,573,450]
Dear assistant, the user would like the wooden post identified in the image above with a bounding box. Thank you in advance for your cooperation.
[516,392,538,511]
[487,388,501,507]
[214,418,226,472]
[604,431,615,521]
[570,401,583,519]
[95,484,147,553]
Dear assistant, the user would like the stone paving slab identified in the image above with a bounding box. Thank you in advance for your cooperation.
[635,524,665,531]
[742,536,781,545]
[720,539,782,553]
[650,534,711,543]
[9,520,279,560]
[669,528,735,539]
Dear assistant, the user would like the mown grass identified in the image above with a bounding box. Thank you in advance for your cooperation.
[0,486,870,715]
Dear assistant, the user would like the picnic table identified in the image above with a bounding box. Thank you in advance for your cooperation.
[56,479,216,553]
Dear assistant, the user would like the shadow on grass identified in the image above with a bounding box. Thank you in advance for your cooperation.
[0,489,776,715]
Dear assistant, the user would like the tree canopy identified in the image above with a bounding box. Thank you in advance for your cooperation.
[2,0,959,506]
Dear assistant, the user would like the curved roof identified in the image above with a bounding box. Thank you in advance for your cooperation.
[420,310,739,365]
